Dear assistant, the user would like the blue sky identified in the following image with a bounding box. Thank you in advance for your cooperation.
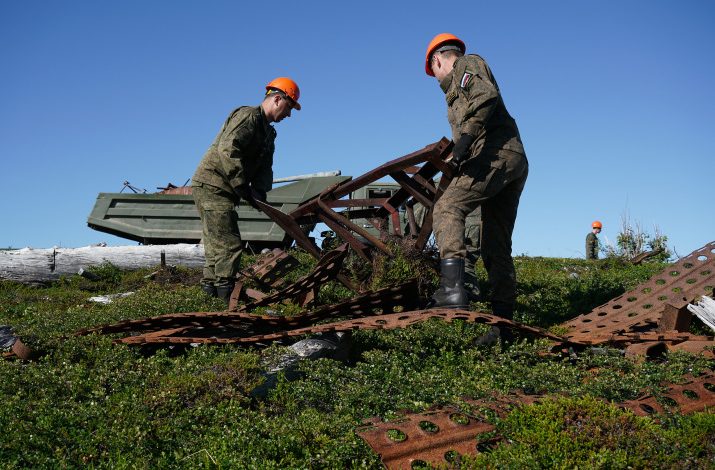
[1,1,713,258]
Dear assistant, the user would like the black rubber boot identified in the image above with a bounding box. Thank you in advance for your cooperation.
[200,283,217,297]
[215,283,234,305]
[491,302,514,320]
[430,258,468,309]
[492,302,515,348]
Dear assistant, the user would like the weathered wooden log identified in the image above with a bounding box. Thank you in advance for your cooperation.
[0,244,205,284]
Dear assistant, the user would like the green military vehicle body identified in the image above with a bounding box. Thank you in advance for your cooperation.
[87,175,350,249]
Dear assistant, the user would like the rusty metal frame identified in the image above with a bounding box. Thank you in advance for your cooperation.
[254,138,455,261]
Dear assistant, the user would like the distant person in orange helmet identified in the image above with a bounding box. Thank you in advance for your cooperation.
[586,221,602,259]
[191,78,301,303]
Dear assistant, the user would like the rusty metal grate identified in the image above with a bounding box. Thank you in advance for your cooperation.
[620,372,715,416]
[562,241,715,341]
[355,406,496,469]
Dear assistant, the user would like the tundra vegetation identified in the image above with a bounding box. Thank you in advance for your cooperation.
[0,249,713,469]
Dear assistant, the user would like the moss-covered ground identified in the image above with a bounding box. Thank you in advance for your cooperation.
[1,252,713,468]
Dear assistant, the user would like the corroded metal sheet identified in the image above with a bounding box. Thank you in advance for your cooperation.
[113,309,563,346]
[562,241,715,342]
[355,406,494,469]
[77,281,420,337]
[619,373,715,416]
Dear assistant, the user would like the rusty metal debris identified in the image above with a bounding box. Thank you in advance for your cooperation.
[77,280,419,338]
[110,309,561,347]
[562,241,715,342]
[355,406,496,469]
[231,244,349,311]
[254,138,455,261]
[620,372,715,416]
[357,372,715,470]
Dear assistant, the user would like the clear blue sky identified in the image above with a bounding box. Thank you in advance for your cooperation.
[2,1,713,258]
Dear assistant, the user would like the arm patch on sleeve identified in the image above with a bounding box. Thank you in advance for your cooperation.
[460,72,473,88]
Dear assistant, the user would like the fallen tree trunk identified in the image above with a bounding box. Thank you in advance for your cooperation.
[0,244,205,284]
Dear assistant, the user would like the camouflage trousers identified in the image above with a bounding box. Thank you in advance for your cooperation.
[192,182,242,287]
[464,209,481,298]
[433,150,528,308]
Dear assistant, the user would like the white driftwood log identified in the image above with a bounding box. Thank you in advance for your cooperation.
[0,244,205,283]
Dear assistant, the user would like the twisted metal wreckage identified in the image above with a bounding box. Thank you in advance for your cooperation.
[4,139,715,468]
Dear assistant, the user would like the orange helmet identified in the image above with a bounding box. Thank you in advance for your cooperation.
[266,77,301,110]
[592,220,603,229]
[425,33,466,76]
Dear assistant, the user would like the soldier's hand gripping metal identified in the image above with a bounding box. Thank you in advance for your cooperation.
[234,185,261,211]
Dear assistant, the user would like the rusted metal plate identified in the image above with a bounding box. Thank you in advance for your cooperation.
[113,309,563,347]
[619,373,715,416]
[355,406,495,469]
[562,241,715,342]
[77,281,420,337]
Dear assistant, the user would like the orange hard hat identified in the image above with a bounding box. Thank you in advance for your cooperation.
[425,33,466,76]
[592,220,603,229]
[266,77,301,110]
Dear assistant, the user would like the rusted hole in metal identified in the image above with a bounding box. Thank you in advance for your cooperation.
[672,287,682,293]
[444,450,461,464]
[596,325,606,328]
[642,288,652,294]
[682,389,699,400]
[582,318,592,323]
[661,396,678,407]
[449,413,470,425]
[639,404,656,414]
[698,255,708,262]
[375,319,387,325]
[411,460,430,469]
[398,316,410,321]
[419,420,439,433]
[702,270,712,276]
[686,278,697,284]
[386,428,406,442]
[703,382,715,392]
[683,263,694,269]
[670,271,680,277]
[597,311,607,316]
[655,279,666,285]
[627,312,638,317]
[627,297,637,302]
[581,330,591,333]
[658,296,668,301]
[613,305,622,310]
[643,304,653,309]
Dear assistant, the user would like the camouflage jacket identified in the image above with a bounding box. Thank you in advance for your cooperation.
[192,106,275,196]
[440,54,525,160]
[586,232,599,259]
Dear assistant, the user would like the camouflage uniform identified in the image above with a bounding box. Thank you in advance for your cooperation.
[433,54,528,312]
[586,232,599,260]
[192,105,275,288]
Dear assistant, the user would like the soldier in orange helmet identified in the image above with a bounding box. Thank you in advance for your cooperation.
[191,78,301,303]
[586,221,602,259]
[425,33,528,321]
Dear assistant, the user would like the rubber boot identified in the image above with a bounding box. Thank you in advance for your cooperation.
[430,258,468,309]
[492,302,515,348]
[200,283,217,298]
[215,283,234,305]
